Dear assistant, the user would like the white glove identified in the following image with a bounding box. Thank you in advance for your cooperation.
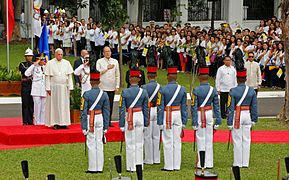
[103,129,107,134]
[120,127,125,132]
[192,126,198,130]
[159,125,164,131]
[228,126,233,130]
[251,122,256,126]
[182,124,186,129]
[82,130,89,136]
[213,124,220,130]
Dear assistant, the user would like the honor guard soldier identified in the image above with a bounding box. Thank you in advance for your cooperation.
[227,69,258,168]
[157,67,188,171]
[191,67,222,168]
[81,71,110,174]
[19,48,34,125]
[142,66,161,164]
[119,69,149,172]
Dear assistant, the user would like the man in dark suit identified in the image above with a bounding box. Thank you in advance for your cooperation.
[73,49,88,86]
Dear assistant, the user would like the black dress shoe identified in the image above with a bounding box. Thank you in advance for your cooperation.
[53,125,60,130]
[96,171,103,173]
[126,170,134,173]
[174,169,180,171]
[144,162,153,165]
[109,123,114,127]
[85,170,98,174]
[161,168,173,171]
[60,125,68,129]
[242,166,248,168]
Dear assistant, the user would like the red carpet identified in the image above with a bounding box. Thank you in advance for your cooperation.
[0,118,288,150]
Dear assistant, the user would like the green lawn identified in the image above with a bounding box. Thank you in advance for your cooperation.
[0,118,288,179]
[0,143,288,180]
[0,43,280,91]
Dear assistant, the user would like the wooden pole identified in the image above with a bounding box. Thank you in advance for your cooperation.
[277,158,281,180]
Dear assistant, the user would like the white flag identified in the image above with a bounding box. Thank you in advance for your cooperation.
[33,0,42,37]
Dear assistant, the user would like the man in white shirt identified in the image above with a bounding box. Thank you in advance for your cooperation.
[80,19,87,51]
[245,52,262,95]
[215,56,237,119]
[94,22,105,59]
[96,46,120,127]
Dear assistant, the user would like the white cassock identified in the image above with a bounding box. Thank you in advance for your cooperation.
[44,58,74,126]
[74,64,91,96]
[25,64,46,125]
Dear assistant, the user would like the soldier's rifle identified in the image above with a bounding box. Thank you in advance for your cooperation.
[227,130,231,151]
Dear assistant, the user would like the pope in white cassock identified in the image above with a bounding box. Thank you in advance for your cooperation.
[45,48,74,129]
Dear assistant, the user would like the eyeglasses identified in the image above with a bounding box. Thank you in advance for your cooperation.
[249,56,254,58]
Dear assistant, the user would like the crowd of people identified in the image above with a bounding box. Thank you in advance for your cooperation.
[40,11,286,91]
[18,10,285,176]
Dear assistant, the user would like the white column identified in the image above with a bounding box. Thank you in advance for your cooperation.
[78,0,90,21]
[179,0,188,23]
[227,0,243,27]
[127,0,138,24]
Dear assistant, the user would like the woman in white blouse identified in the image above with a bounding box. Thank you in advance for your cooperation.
[63,21,72,56]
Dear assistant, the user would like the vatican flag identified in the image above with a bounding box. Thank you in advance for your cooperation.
[277,68,283,78]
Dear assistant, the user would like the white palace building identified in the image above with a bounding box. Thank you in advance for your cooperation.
[0,0,283,38]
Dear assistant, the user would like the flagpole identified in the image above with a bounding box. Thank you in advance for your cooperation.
[31,0,34,50]
[6,0,10,72]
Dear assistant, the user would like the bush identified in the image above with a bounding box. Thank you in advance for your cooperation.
[0,66,21,81]
[70,86,81,110]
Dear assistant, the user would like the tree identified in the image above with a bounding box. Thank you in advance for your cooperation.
[137,0,143,27]
[97,0,128,88]
[277,0,289,122]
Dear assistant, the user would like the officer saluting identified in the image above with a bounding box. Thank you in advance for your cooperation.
[142,66,161,165]
[227,68,258,168]
[81,70,110,174]
[157,67,187,171]
[119,69,149,172]
[191,67,222,169]
[19,48,34,125]
[24,54,47,125]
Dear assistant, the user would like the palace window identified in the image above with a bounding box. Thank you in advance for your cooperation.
[188,0,222,21]
[143,0,176,22]
[243,0,274,20]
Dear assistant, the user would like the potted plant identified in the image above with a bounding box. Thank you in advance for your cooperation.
[0,66,22,96]
[70,86,82,124]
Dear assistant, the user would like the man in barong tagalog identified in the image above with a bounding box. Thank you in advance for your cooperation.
[45,48,74,129]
